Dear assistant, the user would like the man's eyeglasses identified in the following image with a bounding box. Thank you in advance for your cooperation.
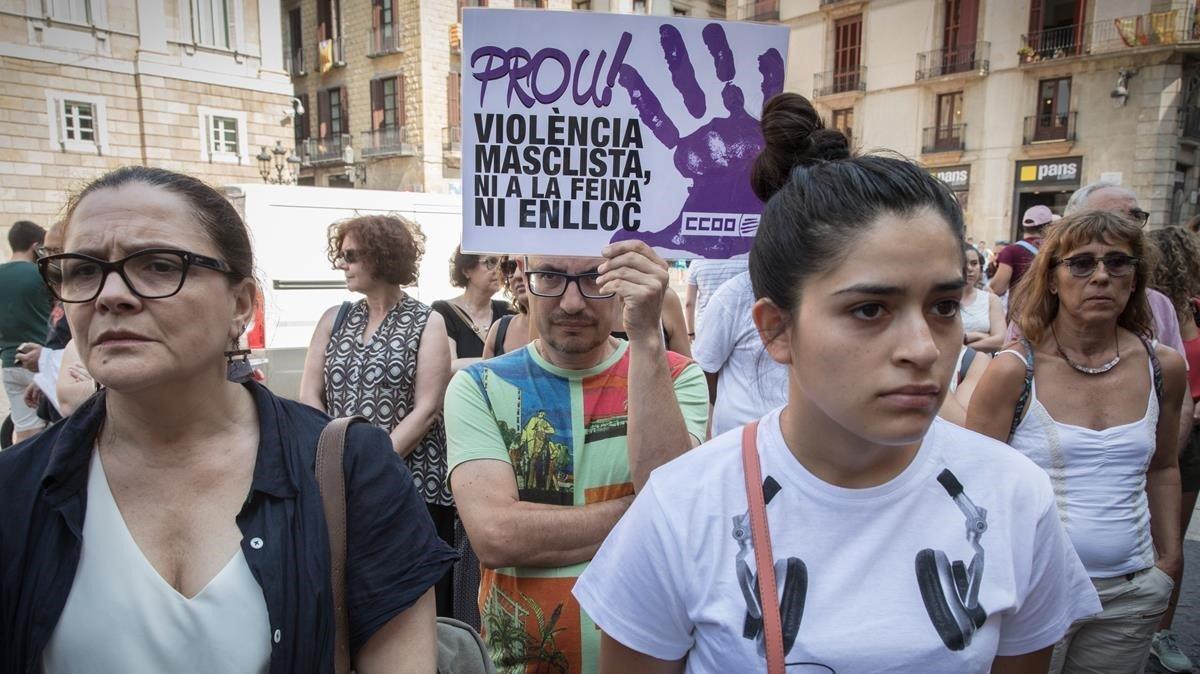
[1056,253,1139,279]
[525,271,614,299]
[1128,208,1150,227]
[37,248,236,303]
[34,246,61,260]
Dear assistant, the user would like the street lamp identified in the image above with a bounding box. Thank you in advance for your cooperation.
[257,140,301,184]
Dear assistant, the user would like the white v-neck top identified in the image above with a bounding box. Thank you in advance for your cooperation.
[42,450,271,674]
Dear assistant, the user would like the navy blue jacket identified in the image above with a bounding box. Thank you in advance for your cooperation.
[0,382,456,673]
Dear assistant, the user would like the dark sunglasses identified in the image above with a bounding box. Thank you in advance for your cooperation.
[336,248,362,265]
[1056,253,1139,278]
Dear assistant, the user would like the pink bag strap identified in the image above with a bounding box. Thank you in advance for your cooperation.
[741,420,785,674]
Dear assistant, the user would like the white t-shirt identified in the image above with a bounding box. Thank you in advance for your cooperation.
[692,272,789,436]
[574,410,1100,673]
[688,259,749,331]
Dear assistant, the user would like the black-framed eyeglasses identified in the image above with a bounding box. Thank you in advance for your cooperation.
[37,248,235,303]
[525,271,614,299]
[1128,208,1150,227]
[34,245,61,260]
[1056,253,1139,278]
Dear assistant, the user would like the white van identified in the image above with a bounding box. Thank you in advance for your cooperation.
[223,185,463,400]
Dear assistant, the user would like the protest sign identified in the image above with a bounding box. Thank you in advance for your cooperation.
[461,9,788,260]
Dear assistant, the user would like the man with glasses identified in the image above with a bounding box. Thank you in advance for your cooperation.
[1,221,51,444]
[444,241,708,673]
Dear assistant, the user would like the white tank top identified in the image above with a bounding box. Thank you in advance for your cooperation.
[960,289,992,334]
[43,450,271,674]
[1004,352,1158,578]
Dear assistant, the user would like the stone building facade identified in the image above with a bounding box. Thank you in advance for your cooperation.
[0,0,296,247]
[286,0,726,193]
[733,0,1200,243]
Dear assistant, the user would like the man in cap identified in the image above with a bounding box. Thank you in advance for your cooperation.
[988,204,1052,297]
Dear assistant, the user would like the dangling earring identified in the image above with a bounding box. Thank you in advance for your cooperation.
[225,334,253,383]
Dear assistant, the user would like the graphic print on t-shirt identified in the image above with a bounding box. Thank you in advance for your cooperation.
[733,469,991,669]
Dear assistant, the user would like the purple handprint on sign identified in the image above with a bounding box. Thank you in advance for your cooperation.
[613,23,784,258]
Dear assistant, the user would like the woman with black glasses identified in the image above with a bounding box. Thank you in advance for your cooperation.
[0,166,455,673]
[968,210,1185,673]
[432,246,513,372]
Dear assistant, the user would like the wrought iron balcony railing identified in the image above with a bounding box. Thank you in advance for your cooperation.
[916,41,989,80]
[922,124,966,154]
[366,26,402,57]
[814,66,866,98]
[305,134,351,164]
[1023,112,1076,144]
[284,47,308,77]
[361,127,415,157]
[1182,106,1200,141]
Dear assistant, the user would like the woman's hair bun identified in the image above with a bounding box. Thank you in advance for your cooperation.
[750,93,850,203]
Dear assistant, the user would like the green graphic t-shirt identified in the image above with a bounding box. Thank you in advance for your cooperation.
[445,341,708,674]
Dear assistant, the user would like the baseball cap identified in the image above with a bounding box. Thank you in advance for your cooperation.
[1022,205,1054,227]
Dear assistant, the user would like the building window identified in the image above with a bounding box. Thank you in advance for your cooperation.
[191,0,232,48]
[371,77,402,129]
[63,100,95,142]
[1035,76,1071,140]
[45,91,109,154]
[673,5,688,16]
[572,0,591,8]
[514,0,545,6]
[936,91,963,130]
[329,91,342,135]
[197,106,248,163]
[48,0,92,24]
[632,0,647,13]
[318,87,349,139]
[833,14,863,90]
[831,107,853,145]
[459,0,487,21]
[1026,0,1085,58]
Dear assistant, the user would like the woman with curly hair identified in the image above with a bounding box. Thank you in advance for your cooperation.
[1145,225,1200,672]
[968,210,1186,673]
[299,214,456,615]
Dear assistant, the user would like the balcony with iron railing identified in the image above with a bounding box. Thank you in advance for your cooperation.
[366,26,402,57]
[305,134,351,164]
[821,0,865,7]
[284,47,308,77]
[922,124,966,154]
[313,36,346,70]
[294,143,311,167]
[1023,112,1076,144]
[1021,9,1198,64]
[361,127,415,157]
[736,0,778,21]
[814,66,866,98]
[443,126,462,156]
[916,41,989,80]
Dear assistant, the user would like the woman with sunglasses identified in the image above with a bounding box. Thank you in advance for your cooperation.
[299,214,458,617]
[572,93,1098,673]
[482,256,530,359]
[968,210,1185,673]
[432,246,513,372]
[0,167,455,673]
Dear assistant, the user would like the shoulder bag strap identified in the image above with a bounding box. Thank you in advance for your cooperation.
[317,415,365,674]
[493,314,513,355]
[741,420,785,674]
[1009,338,1036,439]
[1015,240,1040,255]
[331,301,353,337]
[1137,335,1164,404]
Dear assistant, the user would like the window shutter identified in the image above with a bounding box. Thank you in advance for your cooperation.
[340,86,349,139]
[447,72,460,129]
[1027,0,1042,36]
[54,97,66,147]
[371,0,381,29]
[370,79,383,130]
[202,112,213,158]
[227,0,240,51]
[957,0,979,51]
[317,89,330,139]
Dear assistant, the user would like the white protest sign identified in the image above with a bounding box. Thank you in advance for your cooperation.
[461,9,788,260]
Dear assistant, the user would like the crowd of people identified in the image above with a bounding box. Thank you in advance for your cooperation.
[0,90,1198,674]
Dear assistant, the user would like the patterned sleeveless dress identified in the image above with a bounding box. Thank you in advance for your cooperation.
[323,296,453,506]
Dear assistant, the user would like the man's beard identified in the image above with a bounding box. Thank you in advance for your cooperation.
[542,310,607,355]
